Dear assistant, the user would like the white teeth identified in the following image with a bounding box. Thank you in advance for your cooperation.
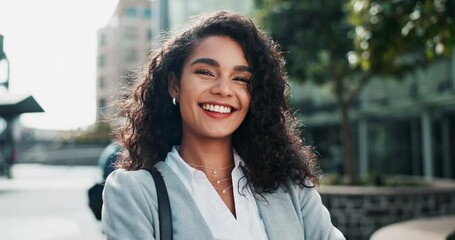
[202,104,232,113]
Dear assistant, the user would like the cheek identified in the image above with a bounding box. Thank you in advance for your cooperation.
[179,92,196,117]
[238,89,251,110]
[179,78,198,102]
[178,83,202,120]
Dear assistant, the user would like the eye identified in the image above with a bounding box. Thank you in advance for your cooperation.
[233,76,250,83]
[195,69,214,77]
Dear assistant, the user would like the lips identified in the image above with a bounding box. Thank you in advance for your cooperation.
[199,102,237,115]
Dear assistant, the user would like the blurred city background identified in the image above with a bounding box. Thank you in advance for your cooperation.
[0,0,454,239]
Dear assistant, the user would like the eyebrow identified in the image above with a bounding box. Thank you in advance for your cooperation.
[190,58,252,73]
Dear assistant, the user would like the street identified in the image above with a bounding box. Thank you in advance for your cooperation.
[0,164,106,240]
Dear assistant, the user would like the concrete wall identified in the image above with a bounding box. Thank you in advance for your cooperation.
[318,179,455,240]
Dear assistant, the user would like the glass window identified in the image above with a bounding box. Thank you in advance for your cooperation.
[98,55,105,67]
[144,8,152,18]
[98,76,105,89]
[99,33,106,46]
[126,7,137,17]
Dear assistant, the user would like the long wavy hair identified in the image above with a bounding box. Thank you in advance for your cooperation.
[114,11,320,193]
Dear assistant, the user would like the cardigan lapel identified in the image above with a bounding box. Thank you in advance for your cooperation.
[156,162,214,239]
[256,189,305,239]
[156,161,304,239]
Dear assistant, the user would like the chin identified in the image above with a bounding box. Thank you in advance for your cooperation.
[204,130,235,139]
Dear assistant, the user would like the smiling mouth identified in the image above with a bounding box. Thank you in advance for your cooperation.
[200,103,235,114]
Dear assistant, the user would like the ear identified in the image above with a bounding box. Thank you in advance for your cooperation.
[168,72,180,97]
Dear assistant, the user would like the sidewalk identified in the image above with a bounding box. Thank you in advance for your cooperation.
[0,164,105,240]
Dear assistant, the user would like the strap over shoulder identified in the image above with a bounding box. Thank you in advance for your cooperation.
[143,168,173,240]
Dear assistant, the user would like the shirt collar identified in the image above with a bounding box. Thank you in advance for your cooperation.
[165,146,195,187]
[232,149,246,171]
[165,146,246,183]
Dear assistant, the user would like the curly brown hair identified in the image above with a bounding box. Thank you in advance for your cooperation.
[114,11,320,193]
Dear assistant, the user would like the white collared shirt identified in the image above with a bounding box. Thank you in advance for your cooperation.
[165,146,268,240]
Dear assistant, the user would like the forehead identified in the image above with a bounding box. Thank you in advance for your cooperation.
[184,35,249,67]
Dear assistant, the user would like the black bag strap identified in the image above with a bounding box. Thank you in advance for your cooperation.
[143,168,173,240]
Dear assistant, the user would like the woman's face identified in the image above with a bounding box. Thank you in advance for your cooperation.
[169,35,252,141]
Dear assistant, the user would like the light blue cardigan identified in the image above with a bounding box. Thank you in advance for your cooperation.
[102,161,345,239]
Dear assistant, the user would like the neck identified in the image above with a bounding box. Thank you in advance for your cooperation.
[179,134,234,170]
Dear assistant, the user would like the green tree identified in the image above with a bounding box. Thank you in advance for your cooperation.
[348,0,454,75]
[254,0,454,184]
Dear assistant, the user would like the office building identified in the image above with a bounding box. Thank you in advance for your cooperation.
[96,0,153,122]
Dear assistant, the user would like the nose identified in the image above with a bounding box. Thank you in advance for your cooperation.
[210,75,233,97]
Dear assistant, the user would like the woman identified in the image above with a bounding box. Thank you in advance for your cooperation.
[102,11,345,240]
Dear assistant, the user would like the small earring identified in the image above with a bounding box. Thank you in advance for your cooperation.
[172,97,177,105]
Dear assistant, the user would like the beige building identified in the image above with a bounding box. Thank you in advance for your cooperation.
[96,0,153,122]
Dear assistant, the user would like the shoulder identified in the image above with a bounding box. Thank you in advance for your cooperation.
[105,168,155,187]
[285,181,327,214]
[295,184,323,205]
[102,169,159,239]
[280,180,321,204]
[104,169,158,205]
[287,182,346,239]
[106,168,151,184]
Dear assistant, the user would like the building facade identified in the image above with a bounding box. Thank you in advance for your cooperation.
[293,53,455,180]
[96,0,153,122]
[152,0,254,40]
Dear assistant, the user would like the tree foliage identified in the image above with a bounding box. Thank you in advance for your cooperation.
[254,0,455,184]
[255,0,454,82]
[255,0,354,85]
[348,0,454,77]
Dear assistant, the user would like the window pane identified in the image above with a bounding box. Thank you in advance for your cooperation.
[126,7,137,17]
[98,55,105,67]
[98,76,105,89]
[99,34,106,46]
[144,8,152,18]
